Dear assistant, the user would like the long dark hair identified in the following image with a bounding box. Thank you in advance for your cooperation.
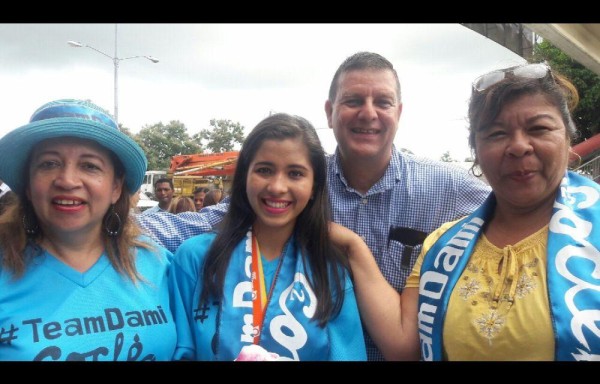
[200,113,350,326]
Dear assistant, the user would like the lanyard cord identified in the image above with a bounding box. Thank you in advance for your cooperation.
[251,233,285,345]
[213,231,288,359]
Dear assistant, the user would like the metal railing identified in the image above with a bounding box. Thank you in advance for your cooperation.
[574,154,600,182]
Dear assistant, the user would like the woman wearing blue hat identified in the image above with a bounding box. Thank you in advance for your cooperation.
[0,99,176,361]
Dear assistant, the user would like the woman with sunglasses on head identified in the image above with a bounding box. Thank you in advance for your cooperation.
[332,62,600,361]
[0,99,176,361]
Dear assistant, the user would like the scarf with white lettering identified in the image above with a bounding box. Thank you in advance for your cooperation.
[418,171,600,361]
[216,231,328,361]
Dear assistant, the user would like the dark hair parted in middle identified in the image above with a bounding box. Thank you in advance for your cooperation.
[200,112,350,326]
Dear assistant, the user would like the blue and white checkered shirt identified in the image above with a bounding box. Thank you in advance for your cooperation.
[136,204,227,253]
[327,146,490,360]
[140,205,168,215]
[135,145,490,360]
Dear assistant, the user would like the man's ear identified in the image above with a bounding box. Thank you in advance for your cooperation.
[325,100,334,129]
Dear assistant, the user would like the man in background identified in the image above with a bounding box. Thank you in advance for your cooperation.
[322,51,490,359]
[142,178,173,214]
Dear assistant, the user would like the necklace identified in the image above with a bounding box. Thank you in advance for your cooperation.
[251,232,286,345]
[212,230,288,360]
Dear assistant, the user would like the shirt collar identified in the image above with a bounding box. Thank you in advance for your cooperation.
[329,145,402,195]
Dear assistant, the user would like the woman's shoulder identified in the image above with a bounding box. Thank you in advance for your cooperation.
[172,232,220,271]
[178,232,219,253]
[136,234,172,255]
[132,235,174,270]
[423,218,465,250]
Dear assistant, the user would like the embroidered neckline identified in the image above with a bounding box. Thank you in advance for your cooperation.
[458,225,548,343]
[480,224,549,254]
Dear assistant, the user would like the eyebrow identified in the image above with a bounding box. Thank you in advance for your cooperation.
[339,90,396,100]
[33,149,107,162]
[483,112,561,131]
[524,113,561,124]
[253,160,311,171]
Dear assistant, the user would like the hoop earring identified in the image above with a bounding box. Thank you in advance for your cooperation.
[22,213,39,237]
[568,148,582,169]
[469,161,483,178]
[104,205,122,237]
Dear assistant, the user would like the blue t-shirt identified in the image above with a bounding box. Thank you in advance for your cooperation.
[170,232,367,361]
[0,238,176,361]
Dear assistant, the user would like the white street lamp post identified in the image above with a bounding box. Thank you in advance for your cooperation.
[67,24,158,126]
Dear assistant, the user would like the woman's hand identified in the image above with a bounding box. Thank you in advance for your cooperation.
[329,221,421,360]
[328,221,363,253]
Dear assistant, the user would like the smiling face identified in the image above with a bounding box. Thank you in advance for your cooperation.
[475,93,570,213]
[26,137,123,240]
[325,68,402,162]
[246,137,314,239]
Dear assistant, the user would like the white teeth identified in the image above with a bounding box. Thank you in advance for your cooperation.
[353,129,377,134]
[265,200,288,208]
[54,199,81,205]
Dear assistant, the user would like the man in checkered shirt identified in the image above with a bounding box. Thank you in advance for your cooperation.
[137,52,491,360]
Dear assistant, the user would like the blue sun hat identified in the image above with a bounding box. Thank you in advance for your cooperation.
[0,99,147,195]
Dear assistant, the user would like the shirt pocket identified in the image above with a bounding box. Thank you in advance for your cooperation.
[381,241,423,291]
[389,240,423,270]
[387,226,427,269]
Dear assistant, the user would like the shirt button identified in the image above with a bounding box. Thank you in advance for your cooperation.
[360,235,367,242]
[361,198,368,205]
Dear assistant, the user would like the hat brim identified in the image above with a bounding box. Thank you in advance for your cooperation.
[0,117,147,195]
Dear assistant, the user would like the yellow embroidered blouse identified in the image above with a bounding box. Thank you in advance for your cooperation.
[406,220,555,361]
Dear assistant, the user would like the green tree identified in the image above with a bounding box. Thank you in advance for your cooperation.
[440,151,456,162]
[194,119,245,153]
[532,40,600,142]
[135,121,202,170]
[119,124,134,138]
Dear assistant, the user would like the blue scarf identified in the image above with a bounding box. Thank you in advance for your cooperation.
[418,171,600,361]
[216,231,328,361]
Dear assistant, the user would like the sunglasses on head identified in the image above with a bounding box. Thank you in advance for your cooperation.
[472,62,552,93]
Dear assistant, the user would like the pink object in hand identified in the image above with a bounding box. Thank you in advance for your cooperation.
[234,345,280,361]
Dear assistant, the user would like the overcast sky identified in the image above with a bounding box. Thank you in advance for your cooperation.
[0,23,526,161]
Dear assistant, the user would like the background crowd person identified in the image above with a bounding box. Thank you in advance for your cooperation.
[341,62,600,361]
[170,113,366,361]
[169,196,196,214]
[0,99,176,361]
[193,187,210,211]
[134,52,490,360]
[142,178,173,214]
[202,188,223,208]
